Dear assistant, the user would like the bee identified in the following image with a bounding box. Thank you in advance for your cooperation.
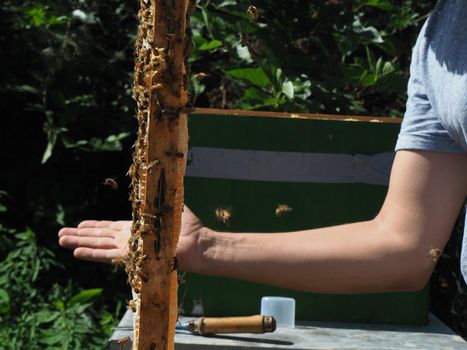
[153,83,163,90]
[247,5,258,20]
[428,248,442,262]
[103,178,118,190]
[111,257,126,266]
[127,164,137,178]
[133,284,141,294]
[171,256,180,271]
[138,269,149,283]
[275,204,292,217]
[215,208,231,224]
[117,336,131,347]
[138,254,149,266]
[194,72,207,81]
[177,271,186,285]
[127,299,136,312]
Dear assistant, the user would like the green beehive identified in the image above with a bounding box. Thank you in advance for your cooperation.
[181,108,428,325]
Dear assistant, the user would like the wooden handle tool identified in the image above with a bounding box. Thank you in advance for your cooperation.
[178,315,276,335]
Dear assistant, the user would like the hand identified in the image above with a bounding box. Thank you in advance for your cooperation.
[58,220,131,263]
[58,206,205,269]
[176,205,205,271]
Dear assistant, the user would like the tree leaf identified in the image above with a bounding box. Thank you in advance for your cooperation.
[36,310,60,324]
[39,328,68,345]
[12,85,41,95]
[353,18,384,44]
[41,133,58,164]
[198,40,223,51]
[361,0,394,11]
[235,45,253,63]
[226,67,271,87]
[0,289,10,314]
[382,61,396,75]
[69,288,102,306]
[281,81,294,99]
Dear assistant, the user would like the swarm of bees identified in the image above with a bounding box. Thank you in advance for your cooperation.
[215,208,231,224]
[275,204,292,217]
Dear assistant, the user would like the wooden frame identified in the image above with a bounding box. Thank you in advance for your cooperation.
[127,1,191,349]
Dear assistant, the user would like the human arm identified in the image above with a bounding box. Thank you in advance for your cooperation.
[179,150,467,293]
[58,150,467,293]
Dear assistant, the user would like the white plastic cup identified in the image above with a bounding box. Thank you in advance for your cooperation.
[260,296,295,328]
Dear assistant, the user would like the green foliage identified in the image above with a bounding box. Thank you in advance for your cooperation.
[187,0,436,115]
[1,0,135,165]
[0,225,116,349]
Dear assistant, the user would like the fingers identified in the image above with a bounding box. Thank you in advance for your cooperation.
[59,235,118,250]
[58,226,117,239]
[78,220,115,229]
[58,219,131,264]
[73,247,123,263]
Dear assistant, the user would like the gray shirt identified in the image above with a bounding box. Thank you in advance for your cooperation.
[395,0,467,281]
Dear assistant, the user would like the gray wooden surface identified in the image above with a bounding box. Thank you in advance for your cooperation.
[109,310,467,350]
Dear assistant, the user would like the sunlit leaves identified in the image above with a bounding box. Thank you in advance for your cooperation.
[69,288,103,306]
[0,225,111,350]
[226,67,271,87]
[198,39,223,51]
[25,5,69,27]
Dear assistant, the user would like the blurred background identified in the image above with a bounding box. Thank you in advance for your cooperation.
[1,0,465,348]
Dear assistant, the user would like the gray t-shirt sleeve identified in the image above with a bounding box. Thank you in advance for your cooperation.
[395,21,464,154]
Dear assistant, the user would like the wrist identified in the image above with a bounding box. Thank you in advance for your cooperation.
[193,228,239,276]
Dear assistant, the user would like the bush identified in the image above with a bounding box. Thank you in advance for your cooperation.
[0,224,118,349]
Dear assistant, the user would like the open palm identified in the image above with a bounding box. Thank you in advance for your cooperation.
[58,206,203,269]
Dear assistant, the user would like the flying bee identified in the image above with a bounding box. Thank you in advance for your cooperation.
[117,336,131,347]
[215,208,231,224]
[127,299,136,312]
[103,178,118,190]
[247,5,258,20]
[194,72,207,81]
[275,204,292,217]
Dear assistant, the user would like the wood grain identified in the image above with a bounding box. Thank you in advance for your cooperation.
[128,1,191,349]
